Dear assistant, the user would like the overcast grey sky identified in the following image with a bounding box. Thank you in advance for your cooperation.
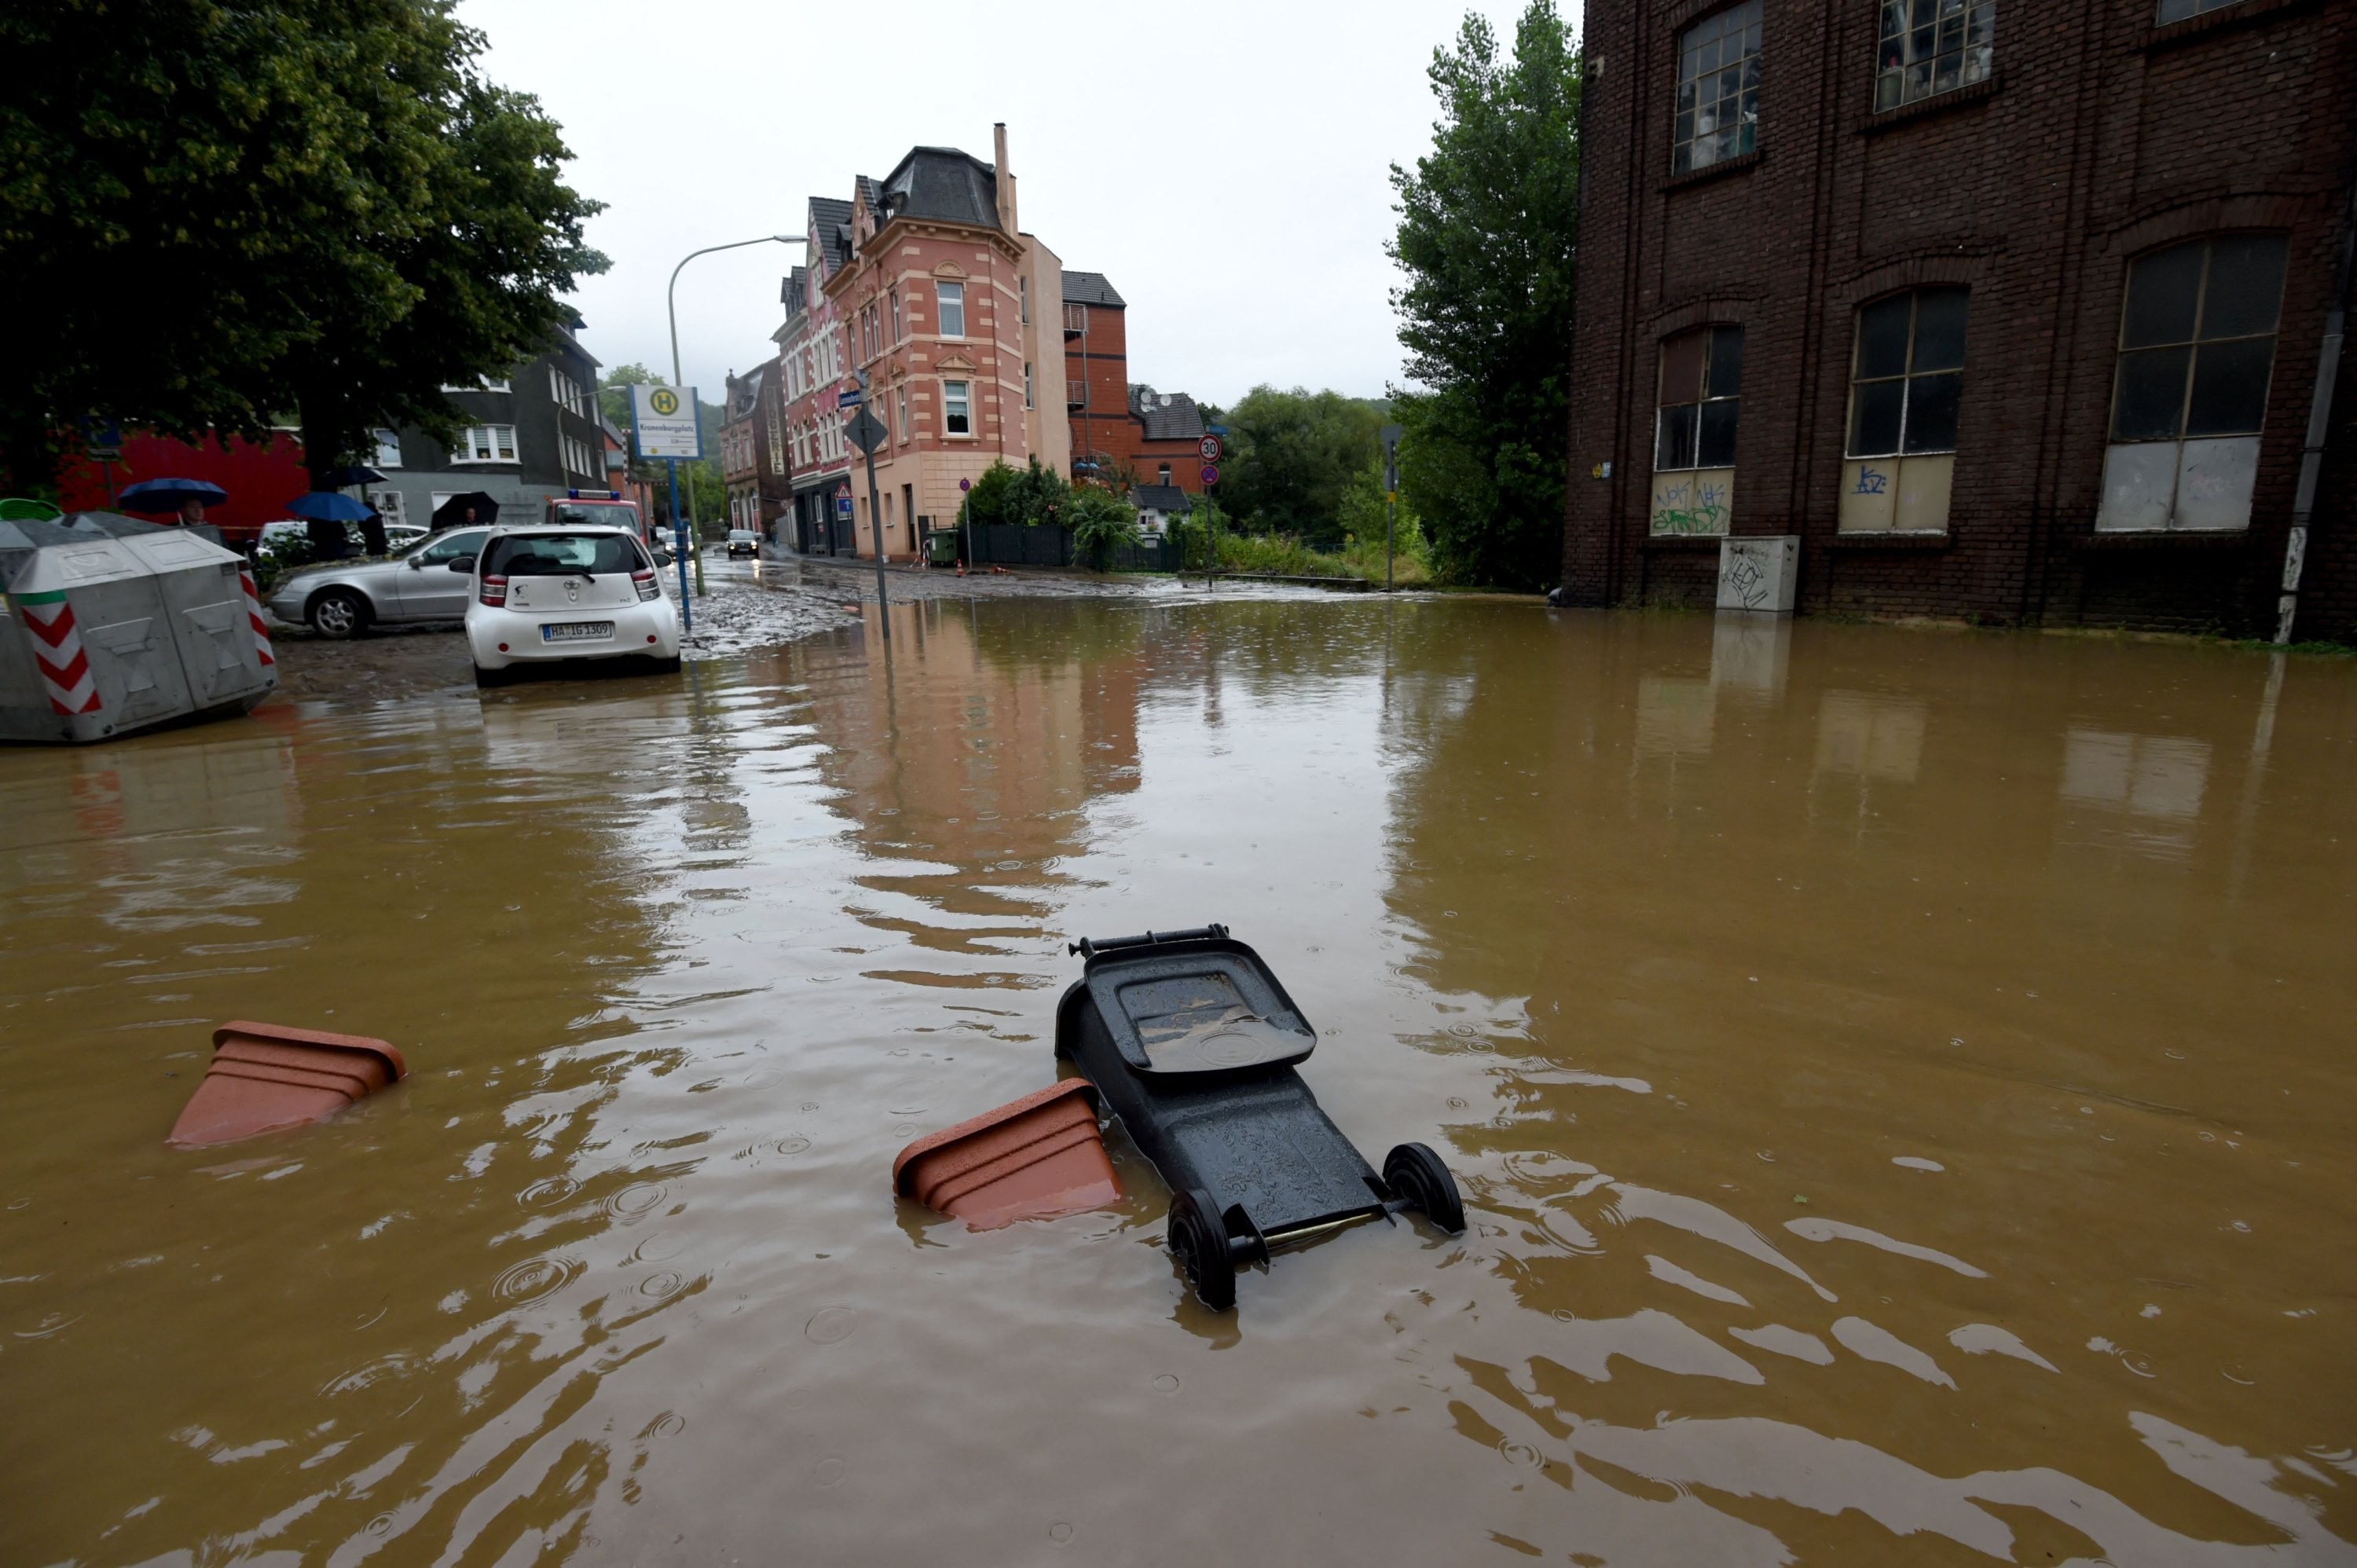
[459,0,1571,409]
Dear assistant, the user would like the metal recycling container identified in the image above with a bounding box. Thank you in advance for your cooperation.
[0,512,277,744]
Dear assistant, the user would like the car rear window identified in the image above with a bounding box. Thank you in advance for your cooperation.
[484,533,647,576]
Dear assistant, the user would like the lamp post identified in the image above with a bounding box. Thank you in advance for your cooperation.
[668,233,795,598]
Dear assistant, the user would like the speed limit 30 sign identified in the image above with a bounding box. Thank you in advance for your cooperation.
[1198,435,1221,462]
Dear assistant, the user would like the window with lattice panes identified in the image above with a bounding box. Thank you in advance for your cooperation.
[1650,326,1743,536]
[1877,0,1994,111]
[1841,288,1968,533]
[1674,2,1761,176]
[2098,234,2286,532]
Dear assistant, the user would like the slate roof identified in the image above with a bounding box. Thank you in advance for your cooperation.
[1129,485,1193,515]
[873,147,1001,231]
[1061,271,1126,309]
[729,365,766,416]
[1131,389,1207,442]
[809,196,852,273]
[780,266,806,308]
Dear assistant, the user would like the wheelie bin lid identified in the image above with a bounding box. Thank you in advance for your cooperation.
[1066,926,1315,1078]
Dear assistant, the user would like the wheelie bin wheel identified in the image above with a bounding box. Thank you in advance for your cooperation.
[1168,1187,1237,1312]
[1384,1143,1467,1234]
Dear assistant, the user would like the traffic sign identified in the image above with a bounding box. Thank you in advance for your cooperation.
[1200,464,1219,486]
[1198,434,1221,462]
[631,383,702,459]
[1380,422,1402,492]
[959,478,972,491]
[837,493,854,517]
[846,407,889,455]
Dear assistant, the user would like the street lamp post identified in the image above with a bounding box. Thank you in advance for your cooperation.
[667,234,795,599]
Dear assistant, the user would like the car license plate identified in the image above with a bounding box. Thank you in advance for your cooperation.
[541,621,613,642]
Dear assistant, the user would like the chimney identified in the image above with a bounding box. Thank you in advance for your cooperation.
[993,122,1017,233]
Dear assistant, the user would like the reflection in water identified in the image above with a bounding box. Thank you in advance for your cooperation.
[2,599,2353,1563]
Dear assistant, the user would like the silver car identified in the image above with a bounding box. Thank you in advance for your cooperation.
[266,526,493,638]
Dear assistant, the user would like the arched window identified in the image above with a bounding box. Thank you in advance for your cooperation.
[1840,287,1968,533]
[1649,325,1743,536]
[2098,234,2286,532]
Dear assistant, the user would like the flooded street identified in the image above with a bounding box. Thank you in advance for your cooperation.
[4,592,2355,1565]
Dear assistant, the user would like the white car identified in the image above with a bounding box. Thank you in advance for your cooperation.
[460,525,681,687]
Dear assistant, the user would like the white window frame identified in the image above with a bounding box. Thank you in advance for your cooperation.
[450,424,519,464]
[372,429,402,469]
[942,379,972,437]
[937,281,966,339]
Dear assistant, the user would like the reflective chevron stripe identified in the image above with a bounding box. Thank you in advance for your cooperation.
[16,590,101,716]
[238,567,277,668]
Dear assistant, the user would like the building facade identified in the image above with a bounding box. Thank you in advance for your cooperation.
[1560,0,2357,640]
[775,227,857,555]
[368,320,610,533]
[1060,273,1211,493]
[720,365,791,534]
[813,126,1072,561]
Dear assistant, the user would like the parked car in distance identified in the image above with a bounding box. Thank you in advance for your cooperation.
[460,525,680,687]
[258,519,427,556]
[726,528,758,559]
[266,526,493,638]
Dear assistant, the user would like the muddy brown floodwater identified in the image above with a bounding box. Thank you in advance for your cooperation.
[3,592,2354,1564]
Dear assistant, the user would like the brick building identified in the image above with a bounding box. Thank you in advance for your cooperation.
[810,126,1071,561]
[775,203,857,556]
[720,365,790,535]
[1061,272,1212,493]
[1560,0,2357,640]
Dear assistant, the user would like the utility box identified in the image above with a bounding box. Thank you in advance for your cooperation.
[1717,535,1799,614]
[0,512,277,745]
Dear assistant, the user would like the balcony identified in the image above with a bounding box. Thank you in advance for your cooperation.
[1063,302,1089,338]
[1067,379,1089,408]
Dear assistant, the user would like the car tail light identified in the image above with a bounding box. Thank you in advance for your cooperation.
[632,569,659,603]
[479,573,508,607]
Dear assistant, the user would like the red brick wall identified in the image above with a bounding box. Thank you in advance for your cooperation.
[1562,0,2357,639]
[1065,304,1129,465]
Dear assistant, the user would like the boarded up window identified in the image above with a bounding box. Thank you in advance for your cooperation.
[1651,325,1743,536]
[1841,288,1967,533]
[2098,234,2285,532]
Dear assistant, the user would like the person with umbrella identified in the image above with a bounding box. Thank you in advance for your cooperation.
[284,491,376,559]
[116,478,228,527]
[315,464,389,554]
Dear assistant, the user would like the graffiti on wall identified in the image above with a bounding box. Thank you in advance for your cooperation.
[1651,470,1733,536]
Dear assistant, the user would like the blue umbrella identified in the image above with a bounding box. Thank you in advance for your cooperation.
[117,478,228,511]
[283,491,372,522]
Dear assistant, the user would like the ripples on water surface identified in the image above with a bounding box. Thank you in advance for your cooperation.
[2,596,2354,1563]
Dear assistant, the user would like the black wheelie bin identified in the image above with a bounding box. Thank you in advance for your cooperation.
[1054,925,1465,1310]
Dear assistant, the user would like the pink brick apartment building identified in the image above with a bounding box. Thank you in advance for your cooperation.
[775,198,856,555]
[807,126,1071,560]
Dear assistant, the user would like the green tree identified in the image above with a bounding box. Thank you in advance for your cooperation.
[1218,387,1386,537]
[965,460,1020,526]
[0,0,604,493]
[1389,0,1581,588]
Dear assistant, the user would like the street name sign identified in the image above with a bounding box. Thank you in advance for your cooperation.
[632,383,702,460]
